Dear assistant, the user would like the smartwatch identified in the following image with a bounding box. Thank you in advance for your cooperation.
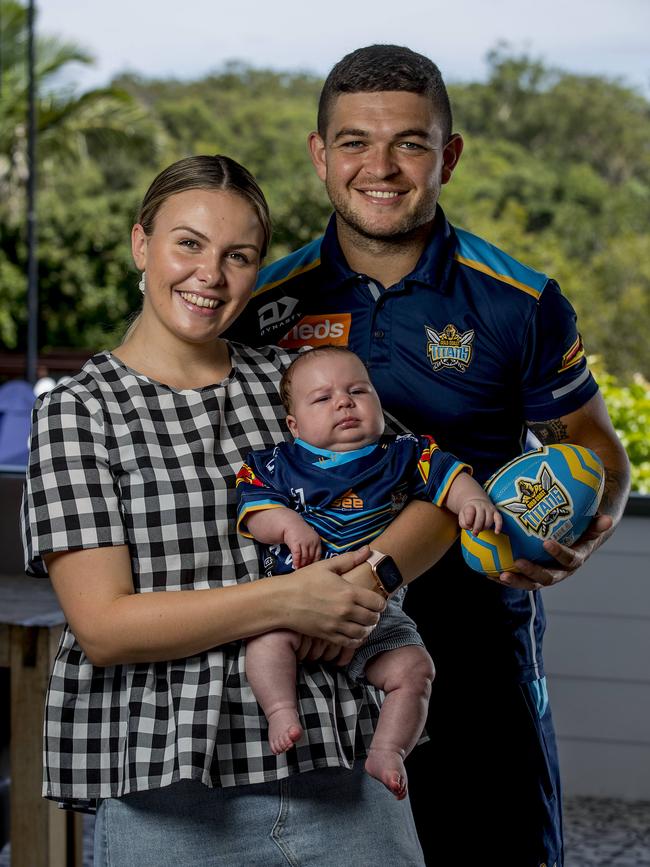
[366,549,404,598]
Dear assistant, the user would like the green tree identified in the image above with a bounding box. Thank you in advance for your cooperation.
[116,65,331,260]
[0,0,164,349]
[444,49,650,379]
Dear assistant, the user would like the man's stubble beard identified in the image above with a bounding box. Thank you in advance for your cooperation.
[326,180,439,250]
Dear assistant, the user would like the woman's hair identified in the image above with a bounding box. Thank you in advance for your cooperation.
[138,154,271,258]
[279,346,362,413]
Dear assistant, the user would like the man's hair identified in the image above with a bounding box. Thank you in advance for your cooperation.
[280,346,364,414]
[317,44,452,141]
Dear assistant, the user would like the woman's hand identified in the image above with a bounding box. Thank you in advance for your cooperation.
[282,548,385,647]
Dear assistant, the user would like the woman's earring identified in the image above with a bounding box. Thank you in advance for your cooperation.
[138,273,146,295]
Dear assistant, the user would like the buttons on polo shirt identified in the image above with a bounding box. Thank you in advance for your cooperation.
[374,330,385,339]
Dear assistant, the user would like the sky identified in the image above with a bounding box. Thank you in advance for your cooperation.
[38,0,650,96]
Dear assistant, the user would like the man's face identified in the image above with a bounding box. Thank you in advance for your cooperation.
[309,91,463,243]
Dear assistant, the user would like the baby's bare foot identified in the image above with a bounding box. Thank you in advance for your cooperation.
[267,706,303,755]
[365,747,408,800]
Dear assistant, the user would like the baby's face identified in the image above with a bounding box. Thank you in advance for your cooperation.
[286,353,385,452]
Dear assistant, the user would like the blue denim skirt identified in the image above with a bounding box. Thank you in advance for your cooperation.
[93,763,424,866]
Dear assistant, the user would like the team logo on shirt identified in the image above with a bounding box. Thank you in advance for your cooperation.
[425,323,474,372]
[503,465,571,537]
[391,488,408,512]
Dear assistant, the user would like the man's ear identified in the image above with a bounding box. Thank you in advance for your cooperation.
[131,223,148,270]
[441,133,464,185]
[286,414,299,439]
[308,131,328,182]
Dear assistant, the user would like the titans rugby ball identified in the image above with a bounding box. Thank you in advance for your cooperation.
[461,444,605,576]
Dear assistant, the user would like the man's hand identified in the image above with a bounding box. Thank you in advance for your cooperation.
[496,514,613,590]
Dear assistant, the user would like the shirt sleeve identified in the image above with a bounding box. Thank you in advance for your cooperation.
[22,386,127,577]
[521,281,599,421]
[407,435,472,507]
[235,449,293,538]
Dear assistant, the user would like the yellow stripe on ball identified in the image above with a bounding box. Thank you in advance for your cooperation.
[558,444,604,492]
[460,529,516,577]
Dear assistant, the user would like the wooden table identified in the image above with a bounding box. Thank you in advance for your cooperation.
[0,574,82,867]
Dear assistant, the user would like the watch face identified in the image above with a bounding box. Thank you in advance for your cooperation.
[376,556,403,593]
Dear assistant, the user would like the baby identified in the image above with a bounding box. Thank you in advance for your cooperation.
[236,346,501,799]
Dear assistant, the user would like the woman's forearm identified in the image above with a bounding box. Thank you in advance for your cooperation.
[46,545,382,666]
[344,500,459,592]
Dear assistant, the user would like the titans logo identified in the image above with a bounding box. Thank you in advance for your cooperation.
[425,323,474,372]
[503,464,572,537]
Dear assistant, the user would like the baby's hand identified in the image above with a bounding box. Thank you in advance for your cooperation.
[284,517,322,569]
[458,498,503,536]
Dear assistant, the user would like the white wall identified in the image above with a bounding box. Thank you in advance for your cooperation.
[543,507,650,799]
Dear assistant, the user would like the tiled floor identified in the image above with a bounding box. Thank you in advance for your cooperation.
[564,797,650,867]
[1,796,649,865]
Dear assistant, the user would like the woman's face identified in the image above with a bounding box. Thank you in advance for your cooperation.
[131,188,265,345]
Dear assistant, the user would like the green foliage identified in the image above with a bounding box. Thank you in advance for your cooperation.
[443,46,650,380]
[0,0,164,354]
[115,64,331,258]
[1,9,648,488]
[590,359,650,494]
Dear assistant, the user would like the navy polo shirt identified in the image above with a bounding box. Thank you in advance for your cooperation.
[227,207,599,681]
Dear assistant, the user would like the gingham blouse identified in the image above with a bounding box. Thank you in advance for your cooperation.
[22,345,381,810]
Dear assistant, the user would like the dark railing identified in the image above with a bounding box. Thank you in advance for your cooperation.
[0,350,95,383]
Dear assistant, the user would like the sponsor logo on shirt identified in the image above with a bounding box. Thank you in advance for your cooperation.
[278,314,351,348]
[331,488,364,508]
[257,296,300,336]
[503,465,571,537]
[425,323,474,372]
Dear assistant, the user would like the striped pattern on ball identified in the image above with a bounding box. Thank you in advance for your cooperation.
[461,444,605,576]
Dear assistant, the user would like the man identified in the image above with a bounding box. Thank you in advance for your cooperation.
[227,45,630,866]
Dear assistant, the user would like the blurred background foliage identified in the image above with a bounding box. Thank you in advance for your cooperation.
[1,2,648,489]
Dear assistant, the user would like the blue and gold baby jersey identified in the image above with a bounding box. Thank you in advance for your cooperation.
[236,434,468,574]
[227,207,600,682]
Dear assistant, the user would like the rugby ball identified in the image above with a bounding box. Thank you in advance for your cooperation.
[461,444,605,576]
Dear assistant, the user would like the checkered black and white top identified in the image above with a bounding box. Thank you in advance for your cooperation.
[22,346,381,810]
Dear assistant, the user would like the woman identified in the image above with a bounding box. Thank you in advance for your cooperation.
[22,155,457,866]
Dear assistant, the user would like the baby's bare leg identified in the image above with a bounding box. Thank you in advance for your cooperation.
[364,646,435,800]
[246,630,304,755]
